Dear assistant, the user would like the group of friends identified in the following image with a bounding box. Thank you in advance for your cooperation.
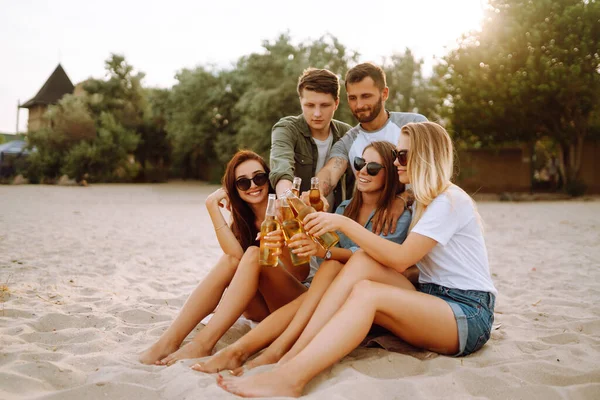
[139,63,498,398]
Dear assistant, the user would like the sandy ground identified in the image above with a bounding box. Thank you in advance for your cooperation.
[0,183,599,400]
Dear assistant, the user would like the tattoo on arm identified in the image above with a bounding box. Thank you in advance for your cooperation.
[333,157,345,171]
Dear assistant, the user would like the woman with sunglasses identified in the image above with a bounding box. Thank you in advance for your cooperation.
[140,150,312,365]
[191,141,413,375]
[218,122,497,398]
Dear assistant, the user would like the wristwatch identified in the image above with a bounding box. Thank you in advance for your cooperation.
[324,249,332,260]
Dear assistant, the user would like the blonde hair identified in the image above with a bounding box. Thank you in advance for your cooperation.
[402,122,454,231]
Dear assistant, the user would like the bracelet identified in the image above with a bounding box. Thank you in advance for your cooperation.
[395,195,407,208]
[215,223,228,231]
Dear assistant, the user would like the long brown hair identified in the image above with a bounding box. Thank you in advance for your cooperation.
[222,150,274,251]
[344,141,404,222]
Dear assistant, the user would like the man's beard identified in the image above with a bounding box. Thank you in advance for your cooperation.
[353,97,383,123]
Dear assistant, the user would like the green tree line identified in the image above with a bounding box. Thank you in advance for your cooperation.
[21,0,599,192]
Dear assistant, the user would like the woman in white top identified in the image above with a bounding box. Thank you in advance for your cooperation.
[218,122,497,398]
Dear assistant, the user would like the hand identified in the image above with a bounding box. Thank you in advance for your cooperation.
[303,212,347,238]
[256,229,285,257]
[371,194,409,236]
[300,191,330,212]
[287,232,320,258]
[206,187,230,211]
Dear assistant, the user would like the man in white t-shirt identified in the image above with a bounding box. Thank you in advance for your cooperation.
[269,68,353,211]
[317,62,427,234]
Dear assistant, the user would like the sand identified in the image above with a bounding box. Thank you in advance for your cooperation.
[1,183,599,399]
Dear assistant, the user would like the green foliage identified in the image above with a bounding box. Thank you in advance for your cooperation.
[383,48,440,120]
[62,113,140,182]
[438,0,600,185]
[165,33,359,181]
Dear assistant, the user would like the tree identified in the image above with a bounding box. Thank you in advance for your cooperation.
[439,0,600,187]
[383,48,440,120]
[234,33,358,157]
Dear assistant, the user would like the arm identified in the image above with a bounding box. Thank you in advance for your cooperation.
[371,192,412,235]
[269,124,296,196]
[205,188,244,260]
[317,134,352,201]
[316,156,348,200]
[287,233,353,263]
[303,212,437,273]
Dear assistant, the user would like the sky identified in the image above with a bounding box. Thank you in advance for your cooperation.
[0,0,485,133]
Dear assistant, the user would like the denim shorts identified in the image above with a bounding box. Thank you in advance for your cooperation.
[419,283,495,357]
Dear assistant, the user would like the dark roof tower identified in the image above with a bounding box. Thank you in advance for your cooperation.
[20,64,75,109]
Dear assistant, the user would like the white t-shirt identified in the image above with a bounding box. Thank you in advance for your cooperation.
[411,185,497,295]
[313,131,335,209]
[329,112,427,173]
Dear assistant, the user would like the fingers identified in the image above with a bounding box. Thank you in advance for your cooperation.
[388,211,400,234]
[322,196,330,212]
[381,213,391,236]
[372,212,382,235]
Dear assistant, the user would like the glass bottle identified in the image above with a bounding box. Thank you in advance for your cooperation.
[259,194,280,267]
[279,196,311,266]
[283,189,339,250]
[309,177,324,212]
[291,176,302,197]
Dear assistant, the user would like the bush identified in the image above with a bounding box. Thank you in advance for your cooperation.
[565,180,587,197]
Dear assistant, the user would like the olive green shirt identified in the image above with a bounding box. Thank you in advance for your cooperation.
[269,114,353,211]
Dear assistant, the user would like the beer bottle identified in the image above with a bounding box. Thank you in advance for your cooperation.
[309,177,324,212]
[291,177,302,197]
[279,196,311,266]
[283,189,339,250]
[259,194,280,267]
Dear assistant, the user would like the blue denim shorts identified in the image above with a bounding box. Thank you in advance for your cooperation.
[419,283,495,357]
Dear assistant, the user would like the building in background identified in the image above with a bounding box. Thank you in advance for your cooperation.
[19,64,74,132]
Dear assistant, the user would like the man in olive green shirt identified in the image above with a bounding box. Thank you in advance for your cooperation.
[269,68,353,211]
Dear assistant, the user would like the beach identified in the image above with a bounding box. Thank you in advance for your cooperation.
[1,183,599,399]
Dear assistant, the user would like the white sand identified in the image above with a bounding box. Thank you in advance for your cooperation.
[1,183,599,399]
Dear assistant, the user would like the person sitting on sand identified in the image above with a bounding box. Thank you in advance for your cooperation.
[139,150,315,365]
[191,141,415,375]
[217,122,498,398]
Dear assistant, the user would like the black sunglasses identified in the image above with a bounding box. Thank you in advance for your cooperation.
[353,157,385,176]
[235,172,269,191]
[392,149,409,167]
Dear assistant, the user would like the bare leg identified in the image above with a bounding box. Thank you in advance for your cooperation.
[191,294,305,373]
[241,260,344,373]
[161,247,306,365]
[139,254,240,364]
[282,250,415,362]
[218,277,458,397]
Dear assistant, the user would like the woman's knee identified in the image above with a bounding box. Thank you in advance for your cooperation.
[348,279,377,303]
[341,250,379,278]
[314,260,343,279]
[238,246,261,269]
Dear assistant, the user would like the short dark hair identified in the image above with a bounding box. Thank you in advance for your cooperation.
[345,63,387,91]
[297,68,340,101]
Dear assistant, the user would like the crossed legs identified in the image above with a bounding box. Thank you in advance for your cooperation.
[218,251,458,398]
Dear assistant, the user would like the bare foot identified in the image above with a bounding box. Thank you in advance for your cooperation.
[191,345,249,373]
[217,370,304,398]
[159,340,212,366]
[231,347,282,376]
[139,339,179,365]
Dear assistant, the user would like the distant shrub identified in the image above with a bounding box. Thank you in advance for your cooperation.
[565,180,587,197]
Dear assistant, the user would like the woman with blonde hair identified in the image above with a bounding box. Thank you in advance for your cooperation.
[218,122,497,398]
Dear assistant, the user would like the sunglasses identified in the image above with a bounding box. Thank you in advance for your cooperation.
[392,149,409,167]
[235,172,269,191]
[353,157,385,176]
